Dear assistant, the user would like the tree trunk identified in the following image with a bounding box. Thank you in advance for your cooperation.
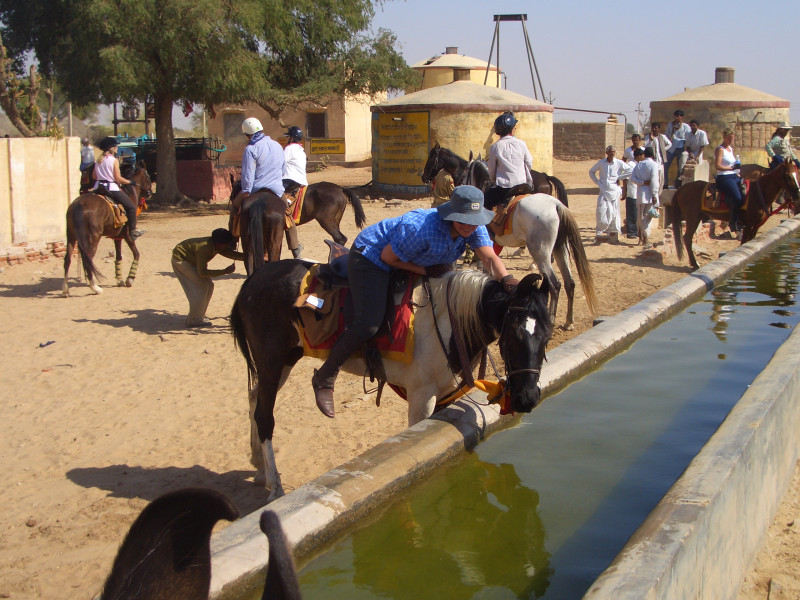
[151,92,186,204]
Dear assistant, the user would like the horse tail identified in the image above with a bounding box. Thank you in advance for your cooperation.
[230,293,257,389]
[556,202,598,314]
[70,201,103,282]
[247,197,267,272]
[344,188,367,229]
[547,176,569,207]
[671,189,685,261]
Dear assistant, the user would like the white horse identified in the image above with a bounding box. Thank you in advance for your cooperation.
[494,193,598,330]
[231,266,553,501]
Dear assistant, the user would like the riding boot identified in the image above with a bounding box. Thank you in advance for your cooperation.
[285,221,301,258]
[311,328,368,418]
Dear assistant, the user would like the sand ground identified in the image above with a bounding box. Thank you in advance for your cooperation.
[0,159,794,599]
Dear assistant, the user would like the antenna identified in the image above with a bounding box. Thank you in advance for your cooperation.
[483,14,545,101]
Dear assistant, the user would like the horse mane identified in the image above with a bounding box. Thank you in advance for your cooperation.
[428,270,493,348]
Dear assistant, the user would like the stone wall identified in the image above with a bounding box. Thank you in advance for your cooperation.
[0,137,80,264]
[554,120,626,161]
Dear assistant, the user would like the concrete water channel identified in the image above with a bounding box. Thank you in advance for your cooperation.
[210,218,800,600]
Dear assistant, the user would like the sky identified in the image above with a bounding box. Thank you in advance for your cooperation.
[368,0,799,127]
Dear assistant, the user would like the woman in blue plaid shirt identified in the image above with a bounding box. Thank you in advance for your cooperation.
[312,185,520,418]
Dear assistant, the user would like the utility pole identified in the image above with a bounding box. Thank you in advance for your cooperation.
[635,103,645,134]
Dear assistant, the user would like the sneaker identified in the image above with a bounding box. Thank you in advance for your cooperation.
[131,229,145,239]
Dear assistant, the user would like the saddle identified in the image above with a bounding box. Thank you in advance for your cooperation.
[703,180,751,212]
[86,185,128,228]
[294,241,417,385]
[284,186,307,226]
[488,195,525,236]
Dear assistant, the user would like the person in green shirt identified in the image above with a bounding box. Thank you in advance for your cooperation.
[765,123,799,170]
[171,228,245,328]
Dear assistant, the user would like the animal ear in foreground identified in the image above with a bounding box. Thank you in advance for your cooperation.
[100,487,239,600]
[260,510,303,600]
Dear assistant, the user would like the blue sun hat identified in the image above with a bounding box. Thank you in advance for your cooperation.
[437,185,494,226]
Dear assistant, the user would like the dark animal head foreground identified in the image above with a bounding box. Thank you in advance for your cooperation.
[500,273,553,414]
[101,488,303,600]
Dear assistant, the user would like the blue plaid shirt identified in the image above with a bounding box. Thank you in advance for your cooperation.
[354,208,492,271]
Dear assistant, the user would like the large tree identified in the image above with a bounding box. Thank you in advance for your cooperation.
[0,0,418,203]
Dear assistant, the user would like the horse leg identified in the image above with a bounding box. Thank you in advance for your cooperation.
[527,241,562,327]
[62,239,76,297]
[124,237,141,287]
[115,239,125,286]
[407,387,439,426]
[683,213,701,270]
[318,217,348,247]
[552,244,575,330]
[87,241,103,294]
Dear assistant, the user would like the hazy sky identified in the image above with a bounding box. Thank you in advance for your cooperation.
[370,0,798,127]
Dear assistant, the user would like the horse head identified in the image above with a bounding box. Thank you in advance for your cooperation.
[421,141,442,184]
[781,160,800,209]
[128,163,152,208]
[464,158,491,193]
[230,176,242,203]
[498,273,553,414]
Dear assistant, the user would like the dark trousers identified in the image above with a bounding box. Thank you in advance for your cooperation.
[111,190,137,231]
[625,196,638,236]
[314,250,391,386]
[716,175,744,232]
[769,157,800,171]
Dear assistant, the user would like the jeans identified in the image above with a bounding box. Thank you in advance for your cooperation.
[625,196,638,236]
[314,249,391,386]
[716,174,744,232]
[664,146,687,187]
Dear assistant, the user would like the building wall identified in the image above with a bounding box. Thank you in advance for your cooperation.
[371,107,553,196]
[206,94,383,167]
[554,122,626,161]
[650,102,790,169]
[0,137,79,259]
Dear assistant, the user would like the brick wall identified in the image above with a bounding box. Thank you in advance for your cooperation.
[554,121,626,160]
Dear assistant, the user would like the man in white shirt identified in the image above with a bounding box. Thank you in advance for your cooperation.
[684,119,710,164]
[644,122,671,194]
[629,146,660,245]
[485,111,533,209]
[665,110,691,188]
[588,145,632,242]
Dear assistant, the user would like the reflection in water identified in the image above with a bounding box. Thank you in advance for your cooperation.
[707,239,800,343]
[301,458,552,599]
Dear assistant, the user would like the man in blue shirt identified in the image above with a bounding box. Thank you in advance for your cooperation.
[231,118,302,257]
[311,185,520,418]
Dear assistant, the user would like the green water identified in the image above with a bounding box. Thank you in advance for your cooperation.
[249,236,800,600]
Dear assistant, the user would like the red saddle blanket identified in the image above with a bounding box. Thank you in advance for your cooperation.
[290,186,307,224]
[295,265,417,364]
[702,180,751,212]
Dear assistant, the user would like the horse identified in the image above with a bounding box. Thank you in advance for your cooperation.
[62,164,152,296]
[671,160,800,269]
[99,488,302,600]
[230,179,366,274]
[494,193,598,330]
[231,265,553,501]
[421,142,569,206]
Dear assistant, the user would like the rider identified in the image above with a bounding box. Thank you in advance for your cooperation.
[765,123,800,171]
[231,117,285,235]
[92,136,144,238]
[79,137,95,172]
[715,129,744,239]
[485,111,533,210]
[281,125,306,258]
[310,185,520,418]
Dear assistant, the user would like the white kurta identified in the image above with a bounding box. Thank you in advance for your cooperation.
[588,157,632,235]
[630,158,660,237]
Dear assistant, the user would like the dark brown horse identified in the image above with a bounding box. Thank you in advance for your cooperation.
[230,179,366,274]
[671,160,800,269]
[62,165,152,296]
[421,142,569,206]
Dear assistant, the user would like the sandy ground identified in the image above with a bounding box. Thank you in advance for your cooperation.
[0,159,794,599]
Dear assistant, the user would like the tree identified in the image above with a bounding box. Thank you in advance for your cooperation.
[1,0,419,203]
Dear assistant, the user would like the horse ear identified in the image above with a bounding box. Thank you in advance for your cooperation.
[434,141,440,149]
[515,273,542,297]
[468,150,474,161]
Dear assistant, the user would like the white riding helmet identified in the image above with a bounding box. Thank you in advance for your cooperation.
[242,117,263,136]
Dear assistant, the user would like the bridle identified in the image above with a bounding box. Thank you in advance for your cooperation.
[498,305,544,389]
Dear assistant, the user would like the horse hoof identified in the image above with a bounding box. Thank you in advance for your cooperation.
[117,279,126,287]
[562,323,574,331]
[90,285,103,295]
[266,486,285,503]
[125,278,134,288]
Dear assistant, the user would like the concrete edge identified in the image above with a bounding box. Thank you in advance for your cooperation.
[209,217,800,600]
[583,323,800,600]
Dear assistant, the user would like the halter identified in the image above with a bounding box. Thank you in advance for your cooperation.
[498,305,544,385]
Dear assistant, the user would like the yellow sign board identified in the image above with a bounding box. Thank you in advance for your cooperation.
[376,112,429,187]
[310,138,346,154]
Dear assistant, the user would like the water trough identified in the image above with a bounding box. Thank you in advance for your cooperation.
[209,217,800,599]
